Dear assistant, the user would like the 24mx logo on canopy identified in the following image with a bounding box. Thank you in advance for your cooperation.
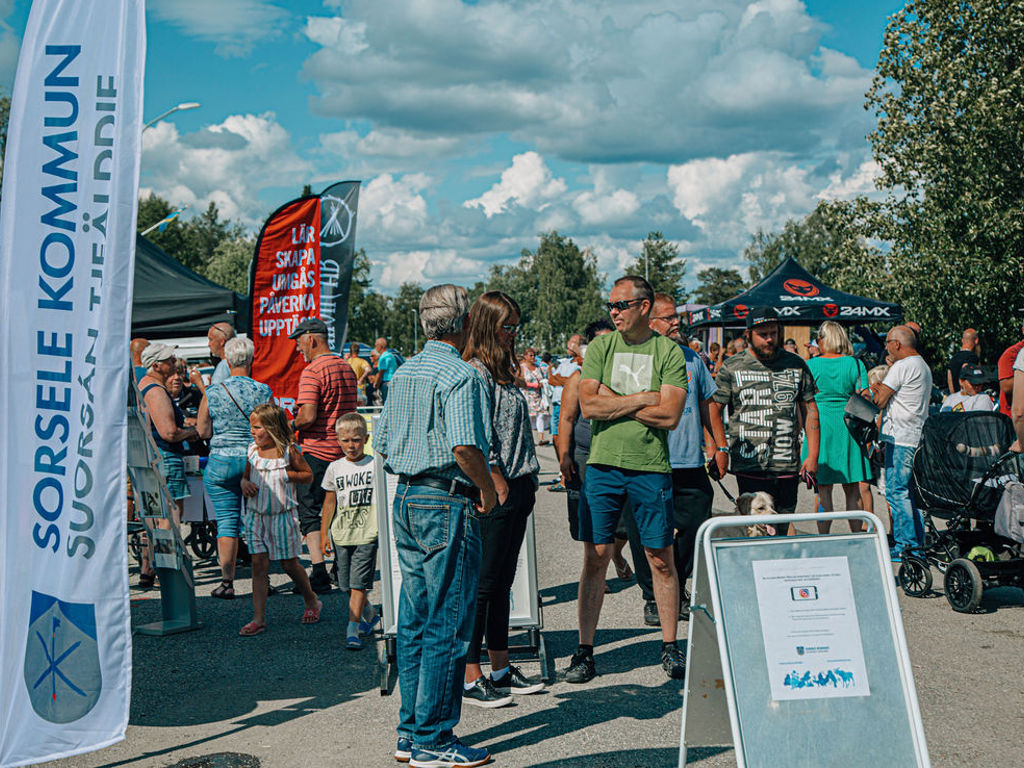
[783,279,820,297]
[23,591,102,723]
[733,304,749,319]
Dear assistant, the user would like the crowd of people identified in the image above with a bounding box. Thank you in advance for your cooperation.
[126,279,1024,768]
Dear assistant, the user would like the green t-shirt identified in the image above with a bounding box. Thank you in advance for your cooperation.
[712,349,817,475]
[579,330,687,472]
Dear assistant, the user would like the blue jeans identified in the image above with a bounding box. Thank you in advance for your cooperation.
[393,484,481,749]
[884,442,924,551]
[203,454,247,538]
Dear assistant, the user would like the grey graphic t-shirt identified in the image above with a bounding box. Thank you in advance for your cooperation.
[713,349,817,475]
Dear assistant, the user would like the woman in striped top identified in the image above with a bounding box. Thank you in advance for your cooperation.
[239,403,321,636]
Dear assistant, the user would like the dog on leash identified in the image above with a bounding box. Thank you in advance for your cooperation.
[711,491,777,538]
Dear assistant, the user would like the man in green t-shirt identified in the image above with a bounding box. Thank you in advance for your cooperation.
[565,275,688,684]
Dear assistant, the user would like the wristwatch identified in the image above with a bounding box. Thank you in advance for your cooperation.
[716,446,729,453]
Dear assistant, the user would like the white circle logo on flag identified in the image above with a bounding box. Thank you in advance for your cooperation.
[320,195,354,247]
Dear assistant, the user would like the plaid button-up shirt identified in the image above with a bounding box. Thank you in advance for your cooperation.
[376,340,491,485]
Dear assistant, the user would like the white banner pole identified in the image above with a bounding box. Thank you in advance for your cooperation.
[0,1,145,765]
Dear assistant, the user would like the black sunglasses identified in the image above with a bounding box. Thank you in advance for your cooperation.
[605,298,644,313]
[501,323,520,333]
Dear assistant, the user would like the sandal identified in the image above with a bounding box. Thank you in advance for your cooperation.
[139,571,156,589]
[301,600,322,624]
[614,560,634,581]
[211,580,235,599]
[239,621,265,637]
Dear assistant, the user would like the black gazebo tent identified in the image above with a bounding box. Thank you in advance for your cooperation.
[131,234,247,338]
[687,257,902,327]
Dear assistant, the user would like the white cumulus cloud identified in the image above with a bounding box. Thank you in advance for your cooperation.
[464,152,567,217]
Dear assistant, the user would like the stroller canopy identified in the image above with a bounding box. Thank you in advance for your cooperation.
[912,411,1016,519]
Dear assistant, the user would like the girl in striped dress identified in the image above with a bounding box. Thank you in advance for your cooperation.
[238,403,322,636]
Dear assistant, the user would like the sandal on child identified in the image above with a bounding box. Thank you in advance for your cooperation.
[211,580,235,599]
[139,571,156,589]
[346,635,362,650]
[301,600,323,624]
[239,621,265,637]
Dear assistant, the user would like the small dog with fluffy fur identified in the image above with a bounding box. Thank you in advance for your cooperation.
[712,491,777,538]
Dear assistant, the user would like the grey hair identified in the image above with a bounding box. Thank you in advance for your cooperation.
[419,284,470,340]
[224,336,254,368]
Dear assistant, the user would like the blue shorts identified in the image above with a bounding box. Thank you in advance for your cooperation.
[158,450,190,501]
[578,464,673,549]
[551,402,561,436]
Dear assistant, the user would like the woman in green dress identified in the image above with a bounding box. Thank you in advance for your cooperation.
[801,322,873,533]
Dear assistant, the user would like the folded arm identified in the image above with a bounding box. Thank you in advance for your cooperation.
[579,378,658,421]
[631,384,686,430]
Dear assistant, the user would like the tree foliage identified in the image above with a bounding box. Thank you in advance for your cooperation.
[865,0,1024,361]
[693,267,747,306]
[625,231,688,301]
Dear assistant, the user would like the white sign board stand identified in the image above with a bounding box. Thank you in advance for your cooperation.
[680,511,930,768]
[371,429,547,693]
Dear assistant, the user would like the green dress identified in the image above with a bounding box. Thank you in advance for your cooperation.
[801,355,870,485]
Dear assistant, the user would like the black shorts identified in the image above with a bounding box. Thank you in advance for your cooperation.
[296,452,333,536]
[735,473,799,535]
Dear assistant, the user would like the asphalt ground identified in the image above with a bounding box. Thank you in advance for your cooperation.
[53,446,1024,768]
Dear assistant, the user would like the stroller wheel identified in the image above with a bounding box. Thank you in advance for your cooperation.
[897,557,932,597]
[944,558,983,613]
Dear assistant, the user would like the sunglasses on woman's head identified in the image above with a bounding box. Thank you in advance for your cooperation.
[501,323,519,333]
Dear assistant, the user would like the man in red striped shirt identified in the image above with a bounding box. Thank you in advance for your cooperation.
[289,318,358,593]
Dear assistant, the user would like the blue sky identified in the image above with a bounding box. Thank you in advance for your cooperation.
[0,0,905,294]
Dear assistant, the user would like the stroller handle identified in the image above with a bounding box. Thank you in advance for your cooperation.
[966,450,1021,508]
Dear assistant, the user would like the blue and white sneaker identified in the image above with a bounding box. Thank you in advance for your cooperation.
[359,611,381,637]
[346,634,362,650]
[409,739,490,768]
[395,736,413,763]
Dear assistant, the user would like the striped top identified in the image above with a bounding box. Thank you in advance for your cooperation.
[296,353,358,460]
[376,340,491,485]
[245,443,297,515]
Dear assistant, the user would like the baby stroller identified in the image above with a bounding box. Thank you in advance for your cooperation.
[897,411,1024,612]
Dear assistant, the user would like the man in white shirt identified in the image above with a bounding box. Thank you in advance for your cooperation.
[872,325,932,559]
[1012,346,1024,450]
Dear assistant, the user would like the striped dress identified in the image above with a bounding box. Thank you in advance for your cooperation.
[243,442,302,560]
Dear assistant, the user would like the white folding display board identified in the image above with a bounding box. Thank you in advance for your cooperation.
[373,448,541,634]
[680,512,930,768]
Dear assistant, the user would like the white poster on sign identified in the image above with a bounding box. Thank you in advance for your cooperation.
[752,556,870,701]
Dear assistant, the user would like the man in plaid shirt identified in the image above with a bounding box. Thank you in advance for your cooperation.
[376,284,497,768]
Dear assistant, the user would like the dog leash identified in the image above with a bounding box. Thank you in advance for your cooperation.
[714,478,736,504]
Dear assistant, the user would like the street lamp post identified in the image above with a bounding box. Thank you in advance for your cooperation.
[411,308,419,354]
[143,102,201,132]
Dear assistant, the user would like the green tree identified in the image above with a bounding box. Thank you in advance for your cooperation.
[744,206,858,285]
[511,231,605,351]
[386,282,426,356]
[865,0,1024,362]
[137,193,192,263]
[693,267,747,306]
[625,231,688,301]
[204,235,255,294]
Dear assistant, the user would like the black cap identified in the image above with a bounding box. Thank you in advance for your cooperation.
[960,365,986,383]
[288,317,328,339]
[746,306,780,329]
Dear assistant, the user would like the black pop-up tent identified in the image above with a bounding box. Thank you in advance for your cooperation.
[131,234,247,338]
[687,257,902,327]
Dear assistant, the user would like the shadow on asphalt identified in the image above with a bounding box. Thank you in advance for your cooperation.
[126,587,373,736]
[465,675,691,756]
[540,578,639,607]
[523,746,732,767]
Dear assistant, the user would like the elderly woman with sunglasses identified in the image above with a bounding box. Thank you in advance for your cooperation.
[460,291,546,707]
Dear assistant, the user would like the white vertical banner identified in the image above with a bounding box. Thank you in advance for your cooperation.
[0,2,145,766]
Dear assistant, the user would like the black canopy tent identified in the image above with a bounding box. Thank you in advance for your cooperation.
[687,257,902,327]
[131,234,247,338]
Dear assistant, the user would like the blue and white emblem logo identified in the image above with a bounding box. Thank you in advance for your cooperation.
[23,591,102,723]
